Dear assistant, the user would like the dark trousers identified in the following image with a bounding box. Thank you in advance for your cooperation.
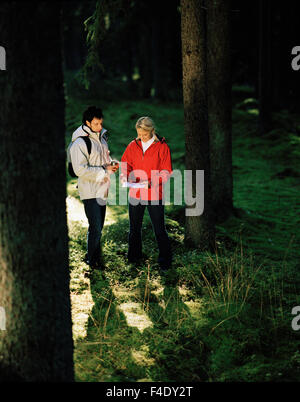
[83,198,106,266]
[128,198,172,267]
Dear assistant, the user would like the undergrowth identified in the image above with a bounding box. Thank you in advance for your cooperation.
[66,79,300,382]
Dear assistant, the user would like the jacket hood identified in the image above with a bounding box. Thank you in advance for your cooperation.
[72,125,108,142]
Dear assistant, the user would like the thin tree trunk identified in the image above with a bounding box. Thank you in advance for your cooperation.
[135,1,152,98]
[152,0,166,100]
[277,2,300,112]
[0,2,74,381]
[258,0,272,134]
[139,23,152,98]
[167,0,182,92]
[207,0,233,223]
[181,0,215,249]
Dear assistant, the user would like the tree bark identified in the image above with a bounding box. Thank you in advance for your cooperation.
[258,0,273,133]
[152,0,167,100]
[274,2,300,112]
[207,0,233,223]
[135,1,152,98]
[0,2,74,381]
[181,0,215,249]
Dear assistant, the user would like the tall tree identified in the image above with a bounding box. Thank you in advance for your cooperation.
[62,1,95,71]
[152,0,167,100]
[0,2,74,381]
[181,0,215,249]
[137,2,153,98]
[258,0,272,133]
[273,1,300,112]
[231,1,259,91]
[207,0,233,223]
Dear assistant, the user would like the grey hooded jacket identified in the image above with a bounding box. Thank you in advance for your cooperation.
[67,124,112,201]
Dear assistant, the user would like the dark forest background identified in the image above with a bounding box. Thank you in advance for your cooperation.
[63,0,300,111]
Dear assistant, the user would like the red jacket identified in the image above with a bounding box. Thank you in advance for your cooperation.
[121,134,173,201]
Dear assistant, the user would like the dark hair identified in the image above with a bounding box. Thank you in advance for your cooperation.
[82,106,103,125]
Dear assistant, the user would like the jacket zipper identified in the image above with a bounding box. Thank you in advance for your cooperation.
[135,140,158,190]
[135,139,157,160]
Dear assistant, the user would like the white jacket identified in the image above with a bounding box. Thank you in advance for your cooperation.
[68,124,112,201]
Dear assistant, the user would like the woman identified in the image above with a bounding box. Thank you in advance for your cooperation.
[121,117,173,271]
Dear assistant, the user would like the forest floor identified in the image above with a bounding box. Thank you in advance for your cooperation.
[65,81,300,382]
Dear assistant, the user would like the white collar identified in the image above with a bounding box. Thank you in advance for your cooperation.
[141,136,155,145]
[82,125,107,138]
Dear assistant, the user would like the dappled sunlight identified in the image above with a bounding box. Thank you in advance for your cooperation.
[104,206,118,226]
[66,98,300,382]
[66,195,117,227]
[151,283,166,311]
[131,345,155,367]
[149,279,164,298]
[71,289,94,340]
[66,195,88,227]
[67,195,117,343]
[112,284,140,300]
[118,302,153,333]
[183,300,205,320]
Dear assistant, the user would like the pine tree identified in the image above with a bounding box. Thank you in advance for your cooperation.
[181,0,215,249]
[207,0,233,222]
[0,2,74,381]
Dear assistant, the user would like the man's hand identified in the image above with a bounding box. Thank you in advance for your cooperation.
[106,163,119,174]
[112,163,119,172]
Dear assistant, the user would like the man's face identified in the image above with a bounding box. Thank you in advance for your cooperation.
[86,117,103,133]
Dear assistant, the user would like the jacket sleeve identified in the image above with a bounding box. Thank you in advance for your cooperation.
[121,144,134,179]
[70,138,107,182]
[155,144,173,185]
[102,137,113,163]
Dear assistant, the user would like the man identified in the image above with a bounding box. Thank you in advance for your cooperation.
[68,106,118,273]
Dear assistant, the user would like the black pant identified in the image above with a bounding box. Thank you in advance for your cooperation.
[128,198,172,267]
[83,198,106,266]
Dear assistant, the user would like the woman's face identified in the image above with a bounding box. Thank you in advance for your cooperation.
[137,128,153,142]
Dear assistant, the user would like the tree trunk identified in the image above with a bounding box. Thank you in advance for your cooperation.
[135,1,152,98]
[207,0,233,223]
[258,0,272,133]
[167,0,182,97]
[181,0,215,249]
[275,2,300,112]
[0,2,74,381]
[152,0,167,100]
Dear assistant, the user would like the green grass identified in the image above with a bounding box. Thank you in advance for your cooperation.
[66,81,300,382]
